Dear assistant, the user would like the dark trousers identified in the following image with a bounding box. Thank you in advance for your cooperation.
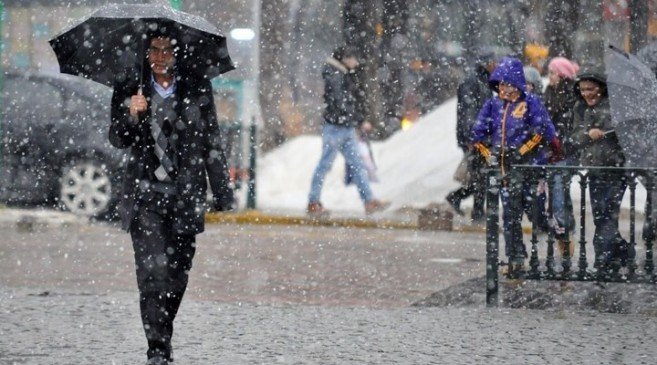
[588,174,627,266]
[447,155,486,220]
[130,193,196,361]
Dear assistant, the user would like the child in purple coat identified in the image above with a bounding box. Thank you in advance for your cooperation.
[471,57,555,271]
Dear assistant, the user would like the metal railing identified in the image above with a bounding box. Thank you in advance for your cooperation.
[486,165,657,307]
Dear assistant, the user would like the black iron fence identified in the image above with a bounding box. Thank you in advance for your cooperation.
[486,165,657,307]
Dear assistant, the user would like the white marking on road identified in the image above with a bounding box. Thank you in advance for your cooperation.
[429,258,464,264]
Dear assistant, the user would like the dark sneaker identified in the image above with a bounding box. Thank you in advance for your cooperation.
[307,202,330,218]
[146,356,168,365]
[446,194,464,216]
[364,199,391,215]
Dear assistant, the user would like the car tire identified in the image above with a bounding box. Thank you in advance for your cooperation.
[59,160,117,218]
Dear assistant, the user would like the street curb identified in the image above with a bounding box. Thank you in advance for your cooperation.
[205,210,537,234]
[205,210,419,230]
[0,208,88,230]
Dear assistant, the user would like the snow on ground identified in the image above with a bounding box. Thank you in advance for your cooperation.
[254,97,645,215]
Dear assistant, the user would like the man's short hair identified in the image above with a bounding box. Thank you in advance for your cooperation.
[333,45,359,61]
[146,22,175,41]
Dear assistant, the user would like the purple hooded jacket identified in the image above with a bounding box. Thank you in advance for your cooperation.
[470,57,555,173]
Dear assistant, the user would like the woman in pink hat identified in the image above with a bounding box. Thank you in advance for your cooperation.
[544,56,580,259]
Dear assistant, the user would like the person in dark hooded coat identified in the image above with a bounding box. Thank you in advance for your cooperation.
[445,51,496,221]
[470,56,554,271]
[109,31,234,365]
[568,65,629,274]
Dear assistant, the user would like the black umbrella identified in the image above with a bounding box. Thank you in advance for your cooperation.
[605,44,657,168]
[49,3,235,87]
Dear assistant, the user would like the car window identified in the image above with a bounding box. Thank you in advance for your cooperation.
[2,77,63,124]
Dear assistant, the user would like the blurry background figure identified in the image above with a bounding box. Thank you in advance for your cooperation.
[544,56,580,257]
[524,43,550,75]
[446,50,496,223]
[307,46,390,217]
[521,65,550,235]
[523,66,544,96]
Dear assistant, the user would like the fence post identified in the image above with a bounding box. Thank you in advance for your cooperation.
[486,169,500,307]
[577,172,589,278]
[628,173,637,277]
[645,175,655,277]
[246,117,257,209]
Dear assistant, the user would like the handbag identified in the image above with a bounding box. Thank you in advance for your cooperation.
[453,153,472,184]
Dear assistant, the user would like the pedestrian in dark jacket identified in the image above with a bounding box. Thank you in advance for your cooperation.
[522,65,551,234]
[471,57,553,271]
[307,46,389,217]
[109,32,233,365]
[568,66,628,274]
[445,51,496,221]
[544,57,579,257]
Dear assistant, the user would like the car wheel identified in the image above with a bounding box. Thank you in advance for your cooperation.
[59,160,115,217]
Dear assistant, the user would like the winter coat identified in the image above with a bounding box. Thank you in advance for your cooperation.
[322,57,363,127]
[569,97,625,168]
[109,74,233,235]
[567,66,625,168]
[470,57,553,174]
[456,65,492,150]
[544,78,577,154]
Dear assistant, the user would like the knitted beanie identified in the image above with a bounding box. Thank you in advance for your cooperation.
[548,57,580,80]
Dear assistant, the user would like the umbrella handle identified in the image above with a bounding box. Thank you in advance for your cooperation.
[138,88,143,96]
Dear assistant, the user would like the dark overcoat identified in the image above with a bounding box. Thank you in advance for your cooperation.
[109,74,233,235]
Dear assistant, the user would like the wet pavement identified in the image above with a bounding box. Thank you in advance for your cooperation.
[1,210,657,364]
[3,285,657,365]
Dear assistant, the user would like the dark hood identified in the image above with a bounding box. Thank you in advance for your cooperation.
[574,65,608,97]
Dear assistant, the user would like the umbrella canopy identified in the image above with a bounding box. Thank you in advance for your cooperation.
[605,45,657,168]
[49,3,235,87]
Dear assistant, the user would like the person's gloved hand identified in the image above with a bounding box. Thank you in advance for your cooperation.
[213,193,235,212]
[548,137,565,164]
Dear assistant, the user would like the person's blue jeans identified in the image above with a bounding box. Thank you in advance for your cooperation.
[551,160,575,240]
[588,173,627,266]
[309,123,374,204]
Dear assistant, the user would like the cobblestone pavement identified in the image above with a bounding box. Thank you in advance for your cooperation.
[2,286,657,365]
[1,219,657,364]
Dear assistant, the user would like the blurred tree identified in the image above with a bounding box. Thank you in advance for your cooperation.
[343,0,382,136]
[543,1,577,58]
[378,0,408,137]
[576,0,605,64]
[629,0,649,53]
[259,0,290,150]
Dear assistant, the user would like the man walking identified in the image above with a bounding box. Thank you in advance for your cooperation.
[307,46,389,216]
[109,30,233,365]
[445,51,496,222]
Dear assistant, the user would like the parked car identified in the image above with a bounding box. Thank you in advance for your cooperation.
[0,71,125,218]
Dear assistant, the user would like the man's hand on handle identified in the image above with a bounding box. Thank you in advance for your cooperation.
[129,89,147,117]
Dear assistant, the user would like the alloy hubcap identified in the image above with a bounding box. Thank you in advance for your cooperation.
[60,162,112,216]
